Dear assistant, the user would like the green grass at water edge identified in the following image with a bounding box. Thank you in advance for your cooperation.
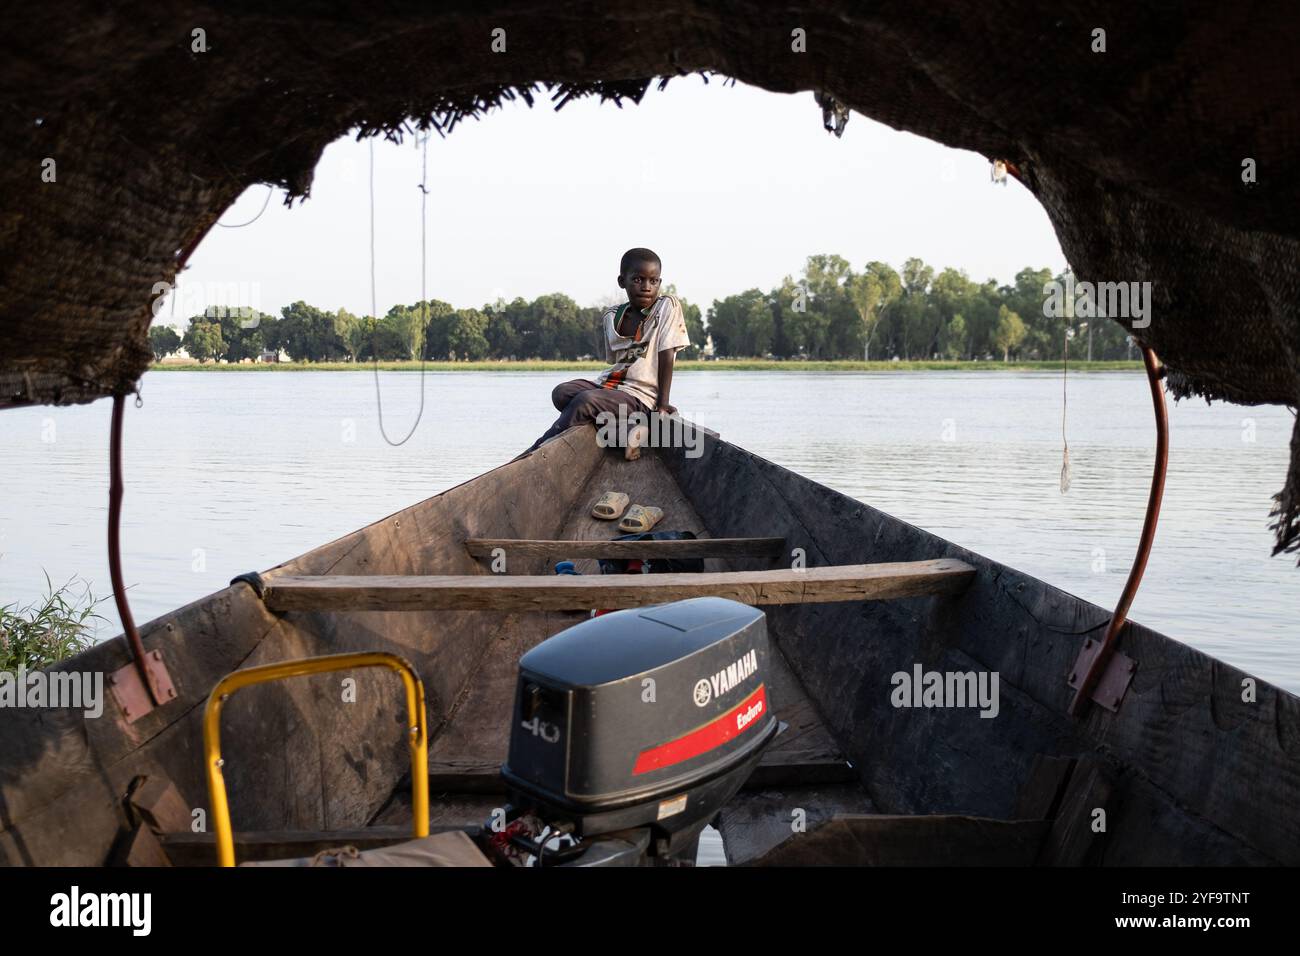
[151,359,1144,373]
[0,574,106,672]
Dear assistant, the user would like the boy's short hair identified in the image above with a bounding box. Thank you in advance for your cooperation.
[620,247,662,275]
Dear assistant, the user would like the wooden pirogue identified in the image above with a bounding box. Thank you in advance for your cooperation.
[0,422,1297,866]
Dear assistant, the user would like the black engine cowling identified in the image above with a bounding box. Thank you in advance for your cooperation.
[500,597,780,858]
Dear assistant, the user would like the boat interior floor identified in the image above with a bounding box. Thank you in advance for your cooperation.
[154,753,1107,866]
[151,450,1097,867]
[134,447,1121,867]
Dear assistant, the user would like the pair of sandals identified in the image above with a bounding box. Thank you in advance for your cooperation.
[591,492,663,533]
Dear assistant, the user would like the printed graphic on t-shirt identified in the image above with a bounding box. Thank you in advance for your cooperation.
[616,339,651,363]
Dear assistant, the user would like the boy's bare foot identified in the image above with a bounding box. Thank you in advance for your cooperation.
[625,423,649,461]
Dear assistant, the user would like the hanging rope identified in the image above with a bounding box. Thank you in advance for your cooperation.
[1060,312,1072,493]
[369,133,428,446]
[214,184,274,228]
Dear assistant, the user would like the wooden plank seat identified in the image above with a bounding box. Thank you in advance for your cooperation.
[464,536,786,560]
[259,559,977,612]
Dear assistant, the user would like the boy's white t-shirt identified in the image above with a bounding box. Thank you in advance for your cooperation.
[593,294,690,409]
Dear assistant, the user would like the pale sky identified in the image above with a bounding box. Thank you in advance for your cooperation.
[161,79,1067,323]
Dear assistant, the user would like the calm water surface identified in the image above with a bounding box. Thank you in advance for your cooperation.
[2,370,1297,698]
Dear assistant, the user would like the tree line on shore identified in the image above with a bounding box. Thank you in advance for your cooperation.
[150,294,659,365]
[150,256,1137,364]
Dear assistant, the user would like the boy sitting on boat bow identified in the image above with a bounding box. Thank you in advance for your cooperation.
[524,247,690,458]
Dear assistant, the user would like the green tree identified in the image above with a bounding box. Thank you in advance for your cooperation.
[494,297,535,358]
[902,257,935,296]
[447,309,490,360]
[708,289,772,357]
[351,315,408,360]
[925,268,977,359]
[411,299,455,359]
[180,317,226,361]
[992,305,1027,361]
[873,258,937,359]
[385,300,455,361]
[665,284,706,359]
[802,255,856,358]
[181,318,225,363]
[148,325,181,361]
[802,254,852,298]
[389,306,422,360]
[782,293,830,357]
[277,301,348,361]
[1003,267,1056,359]
[961,279,1004,359]
[847,262,902,360]
[334,308,362,361]
[525,293,584,359]
[941,314,968,359]
[484,303,521,358]
[679,298,705,359]
[205,307,271,362]
[769,275,800,356]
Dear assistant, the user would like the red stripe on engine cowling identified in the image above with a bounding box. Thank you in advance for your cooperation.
[632,684,768,775]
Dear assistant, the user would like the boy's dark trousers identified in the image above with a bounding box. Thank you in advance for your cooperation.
[525,378,650,454]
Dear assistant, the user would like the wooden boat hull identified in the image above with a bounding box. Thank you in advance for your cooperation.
[1,424,1296,866]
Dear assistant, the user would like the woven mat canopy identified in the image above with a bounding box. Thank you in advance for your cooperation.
[2,2,1298,557]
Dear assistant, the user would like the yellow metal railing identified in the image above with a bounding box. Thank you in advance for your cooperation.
[202,651,429,867]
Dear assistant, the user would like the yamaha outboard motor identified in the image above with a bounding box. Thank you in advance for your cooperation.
[491,597,780,866]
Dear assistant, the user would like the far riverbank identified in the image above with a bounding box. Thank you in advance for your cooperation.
[151,359,1143,373]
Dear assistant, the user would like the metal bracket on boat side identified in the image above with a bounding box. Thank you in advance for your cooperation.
[1067,638,1136,713]
[110,649,178,724]
[230,571,266,598]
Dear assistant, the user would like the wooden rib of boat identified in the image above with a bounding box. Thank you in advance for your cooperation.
[1,423,1297,866]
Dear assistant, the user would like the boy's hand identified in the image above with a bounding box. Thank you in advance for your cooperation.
[656,402,677,416]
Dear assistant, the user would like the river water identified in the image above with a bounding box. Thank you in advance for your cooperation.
[2,369,1296,693]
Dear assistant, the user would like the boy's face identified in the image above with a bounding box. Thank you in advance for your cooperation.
[617,259,662,311]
